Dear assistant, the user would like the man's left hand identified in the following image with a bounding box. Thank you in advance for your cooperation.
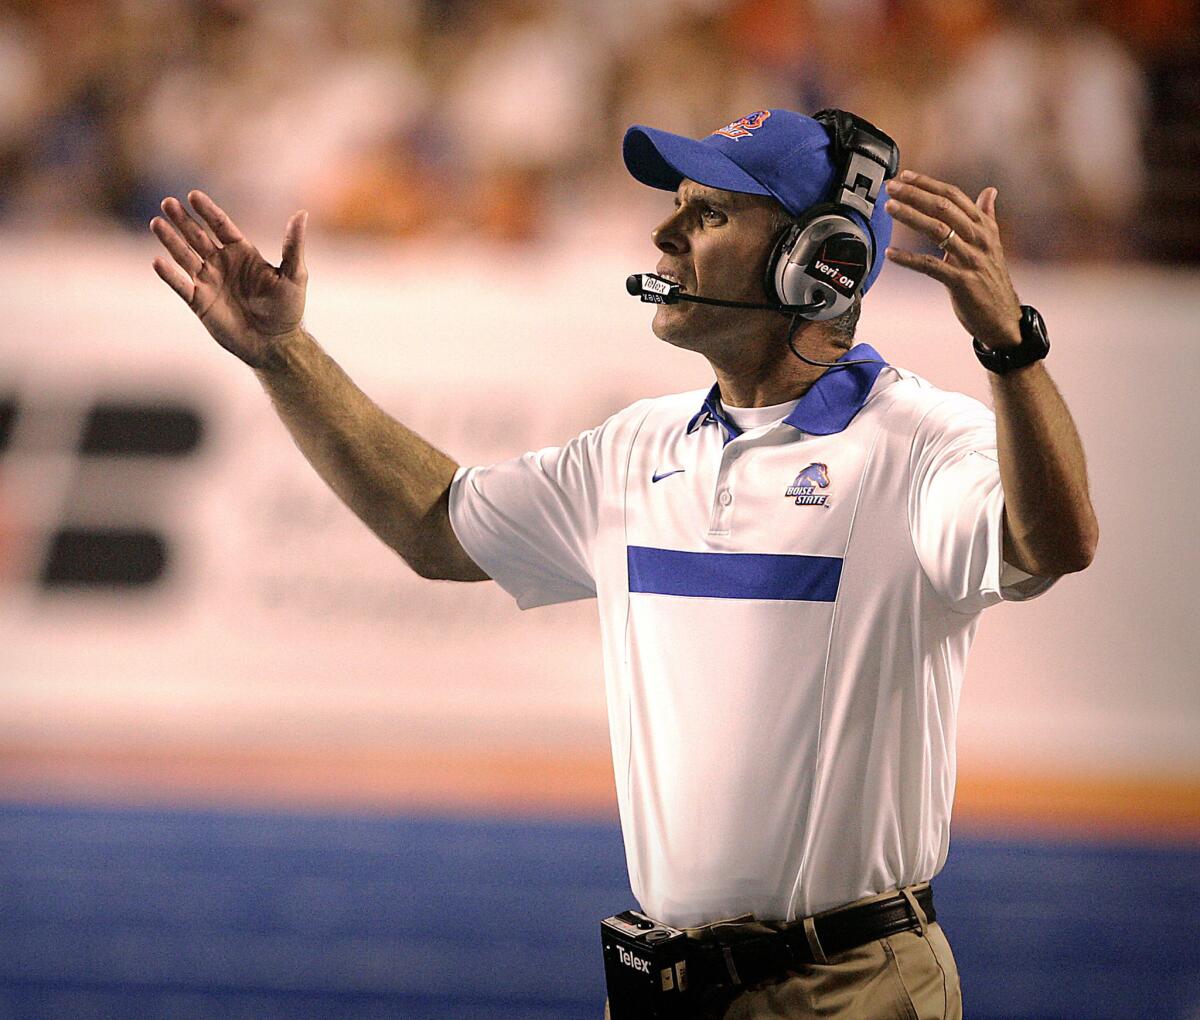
[883,170,1022,351]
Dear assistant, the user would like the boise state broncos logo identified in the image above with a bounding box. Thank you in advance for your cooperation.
[785,463,831,507]
[712,110,771,140]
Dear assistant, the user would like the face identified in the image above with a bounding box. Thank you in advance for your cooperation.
[650,179,787,356]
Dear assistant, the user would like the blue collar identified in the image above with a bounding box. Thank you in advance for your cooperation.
[686,344,887,442]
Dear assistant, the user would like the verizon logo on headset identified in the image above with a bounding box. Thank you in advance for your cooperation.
[813,258,856,290]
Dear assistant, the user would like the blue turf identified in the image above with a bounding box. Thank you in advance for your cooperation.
[0,802,1196,1019]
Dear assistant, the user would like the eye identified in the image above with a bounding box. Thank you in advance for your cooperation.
[701,206,725,224]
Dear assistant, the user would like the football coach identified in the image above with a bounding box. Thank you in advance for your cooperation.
[150,106,1097,1019]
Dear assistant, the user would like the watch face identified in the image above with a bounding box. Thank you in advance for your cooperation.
[805,235,868,298]
[1022,306,1049,347]
[976,305,1049,373]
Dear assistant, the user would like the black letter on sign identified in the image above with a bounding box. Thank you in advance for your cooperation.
[40,401,204,589]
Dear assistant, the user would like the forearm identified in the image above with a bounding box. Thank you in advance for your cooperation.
[989,362,1098,575]
[255,328,488,581]
[880,171,1098,575]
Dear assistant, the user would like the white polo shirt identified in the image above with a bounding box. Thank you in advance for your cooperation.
[449,344,1054,927]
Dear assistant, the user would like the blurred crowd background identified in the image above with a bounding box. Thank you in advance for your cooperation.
[1,0,1196,261]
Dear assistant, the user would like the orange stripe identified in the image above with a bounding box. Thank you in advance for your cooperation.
[953,770,1200,840]
[2,744,1197,838]
[0,744,620,818]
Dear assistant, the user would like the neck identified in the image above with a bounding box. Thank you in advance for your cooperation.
[707,326,851,408]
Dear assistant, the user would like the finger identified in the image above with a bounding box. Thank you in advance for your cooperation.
[150,215,204,276]
[884,197,967,254]
[153,255,195,304]
[280,210,308,281]
[977,186,997,221]
[888,169,979,224]
[885,245,958,284]
[161,196,218,257]
[187,190,244,245]
[886,179,979,241]
[894,169,982,223]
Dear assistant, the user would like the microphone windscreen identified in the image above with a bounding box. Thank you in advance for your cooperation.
[625,274,643,296]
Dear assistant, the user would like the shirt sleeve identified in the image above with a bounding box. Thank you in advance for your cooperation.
[908,393,1058,614]
[448,424,605,611]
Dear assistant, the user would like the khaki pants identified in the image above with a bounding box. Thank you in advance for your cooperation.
[604,886,962,1020]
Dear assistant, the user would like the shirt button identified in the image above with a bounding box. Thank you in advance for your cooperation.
[718,489,733,506]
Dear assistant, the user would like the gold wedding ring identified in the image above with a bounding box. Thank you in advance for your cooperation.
[937,227,957,251]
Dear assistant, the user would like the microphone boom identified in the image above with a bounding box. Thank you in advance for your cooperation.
[626,273,825,315]
[624,273,882,371]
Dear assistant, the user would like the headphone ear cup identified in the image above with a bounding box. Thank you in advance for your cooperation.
[764,222,803,305]
[771,209,872,321]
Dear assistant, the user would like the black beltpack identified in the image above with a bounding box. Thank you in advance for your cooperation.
[601,885,937,1017]
[600,910,692,1018]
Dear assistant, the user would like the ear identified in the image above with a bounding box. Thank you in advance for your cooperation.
[763,220,801,304]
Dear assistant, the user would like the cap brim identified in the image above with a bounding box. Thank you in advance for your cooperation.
[623,126,773,197]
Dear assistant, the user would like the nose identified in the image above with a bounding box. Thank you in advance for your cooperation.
[652,208,688,255]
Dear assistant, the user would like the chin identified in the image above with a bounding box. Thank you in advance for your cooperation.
[652,306,704,351]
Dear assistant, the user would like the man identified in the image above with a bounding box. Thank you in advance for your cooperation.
[150,107,1097,1019]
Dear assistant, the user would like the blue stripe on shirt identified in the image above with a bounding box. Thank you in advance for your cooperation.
[626,546,842,602]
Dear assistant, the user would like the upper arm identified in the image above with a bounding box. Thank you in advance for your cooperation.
[447,425,607,609]
[908,395,1056,612]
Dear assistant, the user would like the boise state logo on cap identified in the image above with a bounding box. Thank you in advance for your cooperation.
[712,110,772,140]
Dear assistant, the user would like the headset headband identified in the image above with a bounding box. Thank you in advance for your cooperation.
[811,109,900,226]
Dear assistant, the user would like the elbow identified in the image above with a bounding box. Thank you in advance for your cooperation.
[1078,521,1099,572]
[402,528,490,583]
[1046,517,1100,576]
[1054,543,1095,576]
[1069,512,1100,573]
[1012,511,1099,577]
[402,510,490,582]
[1074,540,1098,574]
[408,554,448,581]
[405,545,462,581]
[409,554,488,583]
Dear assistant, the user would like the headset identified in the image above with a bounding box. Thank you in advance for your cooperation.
[763,109,900,323]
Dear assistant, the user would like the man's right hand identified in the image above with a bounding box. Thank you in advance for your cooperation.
[150,192,308,371]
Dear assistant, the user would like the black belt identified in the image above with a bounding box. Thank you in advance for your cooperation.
[686,885,936,992]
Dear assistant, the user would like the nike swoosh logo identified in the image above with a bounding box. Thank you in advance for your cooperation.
[652,469,686,483]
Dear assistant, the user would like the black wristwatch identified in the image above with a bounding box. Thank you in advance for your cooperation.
[973,305,1049,375]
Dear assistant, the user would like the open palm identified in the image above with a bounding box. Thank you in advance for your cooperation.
[150,191,309,369]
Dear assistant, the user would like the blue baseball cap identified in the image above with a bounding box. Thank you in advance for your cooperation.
[623,108,893,293]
